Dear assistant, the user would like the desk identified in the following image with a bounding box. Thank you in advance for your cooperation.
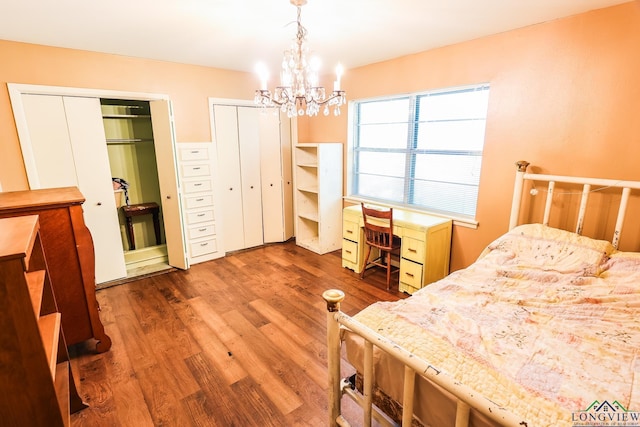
[342,205,452,294]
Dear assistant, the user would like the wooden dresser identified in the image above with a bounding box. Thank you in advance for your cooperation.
[0,187,112,352]
[0,215,87,424]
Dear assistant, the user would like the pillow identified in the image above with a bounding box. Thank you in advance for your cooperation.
[484,223,614,276]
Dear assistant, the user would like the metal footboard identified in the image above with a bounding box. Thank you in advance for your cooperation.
[323,289,528,427]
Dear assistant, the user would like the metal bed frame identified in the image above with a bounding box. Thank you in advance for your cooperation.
[324,160,640,427]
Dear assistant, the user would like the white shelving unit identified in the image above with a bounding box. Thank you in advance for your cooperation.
[294,143,343,254]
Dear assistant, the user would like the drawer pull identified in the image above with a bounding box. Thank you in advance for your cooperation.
[346,230,353,234]
[196,198,204,202]
[197,213,206,217]
[194,183,202,186]
[190,150,200,154]
[345,250,352,254]
[199,228,207,232]
[192,167,201,170]
[200,242,209,247]
[405,272,415,278]
[408,248,417,253]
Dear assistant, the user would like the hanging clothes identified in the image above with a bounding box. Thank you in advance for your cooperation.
[112,177,130,206]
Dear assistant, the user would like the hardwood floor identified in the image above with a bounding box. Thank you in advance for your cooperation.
[70,241,404,426]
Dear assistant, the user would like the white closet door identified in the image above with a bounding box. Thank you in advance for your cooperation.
[213,105,246,252]
[237,107,264,249]
[20,94,127,284]
[150,100,188,270]
[20,95,77,188]
[63,97,127,283]
[259,111,286,243]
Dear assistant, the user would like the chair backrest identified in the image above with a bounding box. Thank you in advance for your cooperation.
[361,203,394,250]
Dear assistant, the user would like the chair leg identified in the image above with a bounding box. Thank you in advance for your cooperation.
[361,245,373,279]
[386,251,392,290]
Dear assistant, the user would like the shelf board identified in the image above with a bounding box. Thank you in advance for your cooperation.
[38,313,61,377]
[297,213,319,223]
[25,270,45,316]
[296,163,318,168]
[297,186,319,194]
[106,138,154,144]
[102,114,151,119]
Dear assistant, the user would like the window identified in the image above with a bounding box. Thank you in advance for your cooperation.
[349,84,490,219]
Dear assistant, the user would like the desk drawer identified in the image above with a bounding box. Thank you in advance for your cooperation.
[187,209,215,224]
[400,258,423,289]
[402,236,426,263]
[343,220,359,240]
[190,238,217,257]
[342,239,358,264]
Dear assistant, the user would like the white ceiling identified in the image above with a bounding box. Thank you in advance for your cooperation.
[0,0,629,75]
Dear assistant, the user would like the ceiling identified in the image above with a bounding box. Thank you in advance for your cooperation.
[0,0,630,76]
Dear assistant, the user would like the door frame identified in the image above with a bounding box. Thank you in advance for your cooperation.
[8,83,189,270]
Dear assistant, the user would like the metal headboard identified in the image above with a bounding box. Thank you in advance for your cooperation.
[509,160,640,249]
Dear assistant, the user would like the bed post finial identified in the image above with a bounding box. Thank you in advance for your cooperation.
[323,289,345,312]
[515,160,530,172]
[509,160,530,230]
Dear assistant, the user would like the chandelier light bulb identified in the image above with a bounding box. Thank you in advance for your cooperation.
[255,63,269,90]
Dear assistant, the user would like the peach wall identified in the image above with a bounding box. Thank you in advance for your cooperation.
[299,1,640,271]
[0,40,255,191]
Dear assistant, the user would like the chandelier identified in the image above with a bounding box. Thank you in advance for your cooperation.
[254,0,346,118]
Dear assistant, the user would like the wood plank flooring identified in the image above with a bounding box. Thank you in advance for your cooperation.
[70,241,404,427]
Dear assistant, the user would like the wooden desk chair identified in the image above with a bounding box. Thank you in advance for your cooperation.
[360,203,401,290]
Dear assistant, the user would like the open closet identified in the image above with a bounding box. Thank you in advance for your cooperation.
[9,84,188,285]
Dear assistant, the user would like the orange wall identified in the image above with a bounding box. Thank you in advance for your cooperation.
[2,2,639,271]
[0,40,256,190]
[299,1,640,270]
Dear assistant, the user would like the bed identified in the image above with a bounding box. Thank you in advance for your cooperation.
[324,161,640,426]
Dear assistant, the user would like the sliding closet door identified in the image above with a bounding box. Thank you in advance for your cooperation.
[149,100,188,270]
[20,94,127,284]
[259,111,287,243]
[237,107,264,249]
[213,105,246,252]
[20,95,77,188]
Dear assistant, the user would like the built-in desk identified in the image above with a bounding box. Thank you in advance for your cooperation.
[342,204,452,294]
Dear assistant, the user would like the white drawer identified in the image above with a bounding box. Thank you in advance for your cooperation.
[184,179,212,194]
[400,258,423,289]
[190,238,217,257]
[185,194,214,209]
[182,164,211,178]
[188,223,216,239]
[180,147,210,161]
[187,209,215,224]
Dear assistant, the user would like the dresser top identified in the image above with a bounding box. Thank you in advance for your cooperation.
[0,187,85,212]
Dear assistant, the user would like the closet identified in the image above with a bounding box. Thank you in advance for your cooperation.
[9,85,188,285]
[210,103,294,253]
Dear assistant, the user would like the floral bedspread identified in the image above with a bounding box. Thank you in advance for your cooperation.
[349,224,640,426]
